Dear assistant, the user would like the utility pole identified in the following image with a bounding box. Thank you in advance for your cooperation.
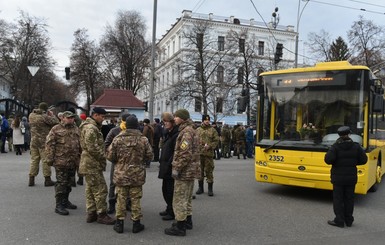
[148,0,157,121]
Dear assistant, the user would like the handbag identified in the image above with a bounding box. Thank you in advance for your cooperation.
[20,123,26,134]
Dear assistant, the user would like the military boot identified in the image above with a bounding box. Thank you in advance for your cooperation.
[63,193,77,209]
[208,183,214,196]
[55,195,69,216]
[107,200,116,214]
[77,176,83,185]
[28,176,35,187]
[44,176,56,187]
[186,215,193,230]
[86,211,97,223]
[113,219,124,233]
[132,220,145,233]
[97,212,115,225]
[165,221,186,236]
[196,181,204,195]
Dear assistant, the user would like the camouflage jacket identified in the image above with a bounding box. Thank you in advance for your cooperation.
[172,119,201,181]
[107,129,153,187]
[29,109,59,148]
[196,124,219,157]
[45,122,81,169]
[234,126,246,143]
[221,126,232,143]
[79,117,106,174]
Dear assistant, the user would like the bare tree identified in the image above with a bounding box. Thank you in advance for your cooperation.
[69,28,103,111]
[100,10,151,95]
[306,29,332,62]
[0,11,56,106]
[348,16,385,68]
[173,20,236,119]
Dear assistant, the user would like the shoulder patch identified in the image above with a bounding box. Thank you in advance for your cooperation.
[181,140,189,150]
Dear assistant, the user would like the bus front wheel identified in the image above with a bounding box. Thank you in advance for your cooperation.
[369,165,382,193]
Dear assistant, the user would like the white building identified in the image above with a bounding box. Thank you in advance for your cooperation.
[0,75,12,112]
[144,10,296,125]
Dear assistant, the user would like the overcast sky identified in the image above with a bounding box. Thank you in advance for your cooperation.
[1,0,385,78]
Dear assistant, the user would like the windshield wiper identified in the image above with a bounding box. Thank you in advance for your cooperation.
[263,139,283,153]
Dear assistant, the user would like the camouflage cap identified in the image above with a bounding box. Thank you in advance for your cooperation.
[62,111,76,118]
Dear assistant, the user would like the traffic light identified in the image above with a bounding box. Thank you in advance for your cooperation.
[274,43,283,64]
[65,67,70,80]
[144,101,148,111]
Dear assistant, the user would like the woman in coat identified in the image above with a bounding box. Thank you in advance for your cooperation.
[11,115,25,155]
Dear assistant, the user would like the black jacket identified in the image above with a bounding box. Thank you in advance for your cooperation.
[324,137,367,185]
[158,125,179,179]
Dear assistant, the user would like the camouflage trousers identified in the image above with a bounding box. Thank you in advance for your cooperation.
[173,180,194,221]
[115,186,143,221]
[221,141,231,157]
[29,145,52,177]
[199,155,215,183]
[55,168,75,198]
[235,141,246,156]
[84,172,108,214]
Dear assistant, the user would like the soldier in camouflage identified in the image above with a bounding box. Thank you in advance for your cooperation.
[221,124,232,158]
[45,111,81,216]
[28,102,59,187]
[196,115,219,196]
[79,107,115,225]
[234,124,247,159]
[107,115,153,234]
[165,109,200,237]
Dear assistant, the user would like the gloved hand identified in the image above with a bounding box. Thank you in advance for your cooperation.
[172,170,179,179]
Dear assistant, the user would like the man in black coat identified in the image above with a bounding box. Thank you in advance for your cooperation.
[324,126,367,228]
[158,112,179,221]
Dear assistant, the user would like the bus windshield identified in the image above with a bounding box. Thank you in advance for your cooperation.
[259,69,368,149]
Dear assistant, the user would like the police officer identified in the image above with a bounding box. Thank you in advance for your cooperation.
[164,109,200,236]
[79,107,115,225]
[196,115,219,196]
[28,102,59,186]
[45,111,81,215]
[325,126,367,228]
[107,115,153,234]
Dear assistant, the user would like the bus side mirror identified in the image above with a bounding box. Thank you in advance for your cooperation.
[373,94,383,112]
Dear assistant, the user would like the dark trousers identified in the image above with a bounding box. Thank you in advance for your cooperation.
[153,140,160,161]
[55,168,75,197]
[108,162,116,203]
[162,178,175,215]
[333,184,355,225]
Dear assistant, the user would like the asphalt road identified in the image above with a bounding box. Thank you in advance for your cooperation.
[1,151,385,245]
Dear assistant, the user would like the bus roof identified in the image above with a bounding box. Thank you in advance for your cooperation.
[260,61,370,76]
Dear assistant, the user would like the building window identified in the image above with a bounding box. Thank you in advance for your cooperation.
[197,33,204,50]
[239,38,245,53]
[195,97,202,112]
[217,65,224,83]
[216,97,223,113]
[195,63,201,81]
[218,36,225,51]
[258,41,264,55]
[237,67,244,84]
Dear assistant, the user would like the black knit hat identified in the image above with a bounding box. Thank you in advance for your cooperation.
[121,113,131,122]
[202,114,210,122]
[126,115,139,129]
[143,118,150,124]
[92,107,107,115]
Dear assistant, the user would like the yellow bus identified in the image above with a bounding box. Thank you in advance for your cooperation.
[255,61,385,194]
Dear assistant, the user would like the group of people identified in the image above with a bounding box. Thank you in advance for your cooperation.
[25,102,224,236]
[0,113,30,155]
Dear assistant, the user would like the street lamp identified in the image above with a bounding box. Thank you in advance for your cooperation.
[294,0,309,68]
